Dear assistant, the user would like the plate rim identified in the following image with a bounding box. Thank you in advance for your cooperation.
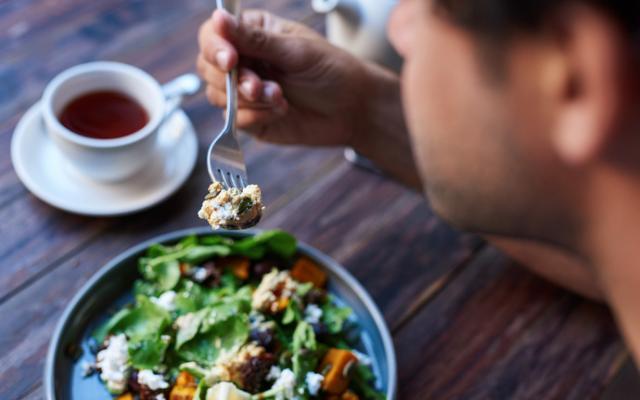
[10,101,198,217]
[44,227,398,399]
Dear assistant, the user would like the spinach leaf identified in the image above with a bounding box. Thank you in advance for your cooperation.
[176,235,199,249]
[133,280,161,298]
[231,230,297,260]
[176,309,208,349]
[352,363,386,400]
[282,299,302,325]
[180,245,231,265]
[177,314,249,366]
[147,244,171,258]
[95,296,171,343]
[292,321,319,381]
[129,335,170,370]
[201,299,251,332]
[199,236,234,246]
[293,321,317,352]
[93,308,131,343]
[322,302,352,334]
[140,259,181,291]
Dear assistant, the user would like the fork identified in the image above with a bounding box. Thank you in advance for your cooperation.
[207,0,247,190]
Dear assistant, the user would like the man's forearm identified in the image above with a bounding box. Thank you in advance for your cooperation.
[350,62,423,190]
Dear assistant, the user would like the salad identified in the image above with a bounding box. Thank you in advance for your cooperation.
[87,230,385,400]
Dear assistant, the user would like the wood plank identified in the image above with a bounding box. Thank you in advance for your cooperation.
[394,246,626,400]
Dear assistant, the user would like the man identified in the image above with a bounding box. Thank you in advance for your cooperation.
[197,1,640,363]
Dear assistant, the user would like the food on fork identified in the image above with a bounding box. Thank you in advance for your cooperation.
[198,181,264,230]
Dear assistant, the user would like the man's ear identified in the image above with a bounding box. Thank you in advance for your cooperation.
[548,4,635,166]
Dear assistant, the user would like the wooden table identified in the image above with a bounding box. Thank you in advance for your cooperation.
[0,0,630,398]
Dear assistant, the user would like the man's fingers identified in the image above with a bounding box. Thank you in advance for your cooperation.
[199,18,238,72]
[237,68,263,101]
[205,84,287,111]
[211,9,308,68]
[198,55,265,102]
[238,108,287,136]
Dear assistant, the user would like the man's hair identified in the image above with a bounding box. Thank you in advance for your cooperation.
[435,0,640,40]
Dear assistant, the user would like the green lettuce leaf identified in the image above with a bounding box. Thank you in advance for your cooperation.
[231,230,297,260]
[94,296,171,343]
[129,335,170,370]
[176,309,207,349]
[139,259,181,291]
[322,302,352,334]
[177,314,249,366]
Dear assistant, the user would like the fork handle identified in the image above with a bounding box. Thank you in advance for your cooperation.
[217,0,239,136]
[224,68,238,135]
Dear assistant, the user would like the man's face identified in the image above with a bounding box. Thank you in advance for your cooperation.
[387,0,581,242]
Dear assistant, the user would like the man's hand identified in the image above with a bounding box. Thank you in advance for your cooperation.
[197,9,370,146]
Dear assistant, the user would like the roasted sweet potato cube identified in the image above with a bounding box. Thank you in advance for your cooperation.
[277,296,290,311]
[169,385,197,400]
[291,257,327,288]
[341,390,360,400]
[319,349,358,395]
[170,371,197,400]
[175,371,197,388]
[116,394,133,400]
[220,256,251,280]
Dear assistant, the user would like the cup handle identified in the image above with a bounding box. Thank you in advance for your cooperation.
[161,73,202,120]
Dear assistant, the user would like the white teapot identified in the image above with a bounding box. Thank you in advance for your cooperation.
[312,0,401,72]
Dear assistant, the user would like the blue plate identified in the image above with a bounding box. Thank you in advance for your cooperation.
[45,228,397,399]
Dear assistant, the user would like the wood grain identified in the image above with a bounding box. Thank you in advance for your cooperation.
[395,247,625,400]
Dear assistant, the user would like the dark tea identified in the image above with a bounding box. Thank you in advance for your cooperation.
[58,91,149,139]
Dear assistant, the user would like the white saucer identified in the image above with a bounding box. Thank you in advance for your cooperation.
[11,102,198,216]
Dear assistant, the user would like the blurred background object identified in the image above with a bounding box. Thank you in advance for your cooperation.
[312,0,401,72]
[312,0,401,173]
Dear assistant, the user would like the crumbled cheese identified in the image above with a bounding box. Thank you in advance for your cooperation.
[138,369,170,391]
[151,291,177,311]
[305,371,324,396]
[96,334,130,394]
[271,368,296,400]
[266,365,282,381]
[155,395,166,400]
[252,269,297,313]
[198,181,264,230]
[193,267,208,282]
[206,381,251,400]
[304,304,323,324]
[80,360,95,377]
[352,350,372,366]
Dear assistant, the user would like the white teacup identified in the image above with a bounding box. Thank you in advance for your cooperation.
[42,62,192,182]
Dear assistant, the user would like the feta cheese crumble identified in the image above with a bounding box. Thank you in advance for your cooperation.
[151,291,177,311]
[80,360,95,377]
[96,334,130,394]
[138,369,170,391]
[305,371,324,396]
[304,304,323,324]
[193,266,208,282]
[270,368,296,400]
[266,365,281,382]
[198,181,264,230]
